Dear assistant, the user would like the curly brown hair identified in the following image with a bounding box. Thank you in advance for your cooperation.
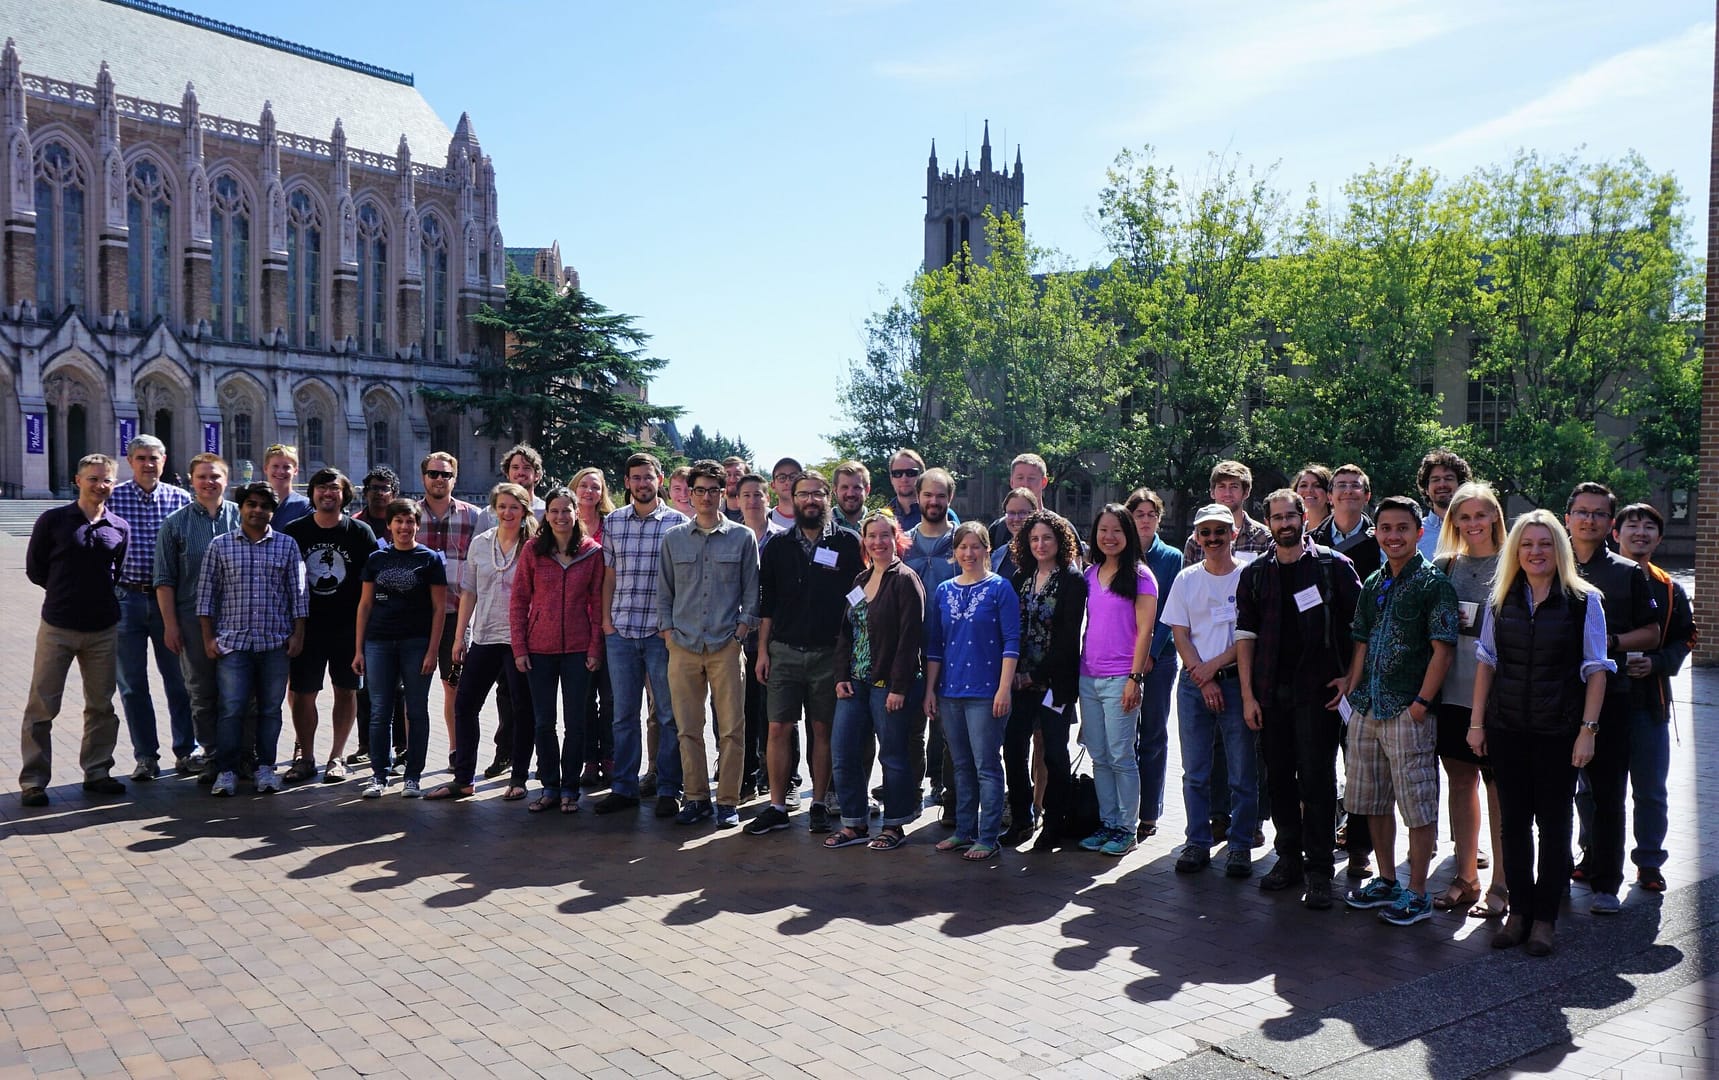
[1010,509,1079,573]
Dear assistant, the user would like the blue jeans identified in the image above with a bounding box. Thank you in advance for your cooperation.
[1178,674,1258,847]
[214,648,288,775]
[117,589,195,762]
[940,696,1005,846]
[607,633,681,798]
[365,637,432,782]
[1135,652,1177,823]
[834,681,921,829]
[1081,674,1142,832]
[528,653,591,798]
[1628,704,1669,871]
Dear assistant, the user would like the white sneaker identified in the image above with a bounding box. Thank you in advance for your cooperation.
[253,765,282,793]
[401,779,422,798]
[361,777,387,799]
[211,771,237,797]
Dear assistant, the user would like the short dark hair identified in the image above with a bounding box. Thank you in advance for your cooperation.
[792,469,831,496]
[688,459,724,487]
[305,466,354,507]
[385,497,422,523]
[736,471,768,491]
[1566,481,1617,518]
[1374,495,1422,528]
[500,443,543,478]
[1614,501,1664,533]
[237,481,279,511]
[624,452,663,478]
[1262,488,1305,517]
[1125,487,1164,515]
[1333,463,1371,492]
[1417,449,1473,494]
[363,466,401,493]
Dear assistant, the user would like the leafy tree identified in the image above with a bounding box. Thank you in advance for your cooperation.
[830,288,939,480]
[679,425,753,467]
[421,268,682,485]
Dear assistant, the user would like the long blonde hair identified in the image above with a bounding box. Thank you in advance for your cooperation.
[1488,509,1598,614]
[1435,481,1504,560]
[569,467,615,514]
[489,482,538,540]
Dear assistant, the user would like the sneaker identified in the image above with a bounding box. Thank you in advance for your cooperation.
[1304,873,1334,910]
[211,771,237,797]
[401,779,422,798]
[1225,848,1253,879]
[1345,877,1404,910]
[174,755,197,775]
[745,806,792,835]
[197,764,218,787]
[1137,820,1158,841]
[1591,892,1621,915]
[593,792,640,815]
[1100,830,1137,857]
[654,795,680,818]
[361,777,387,798]
[1078,828,1113,852]
[482,756,509,780]
[1175,844,1211,873]
[1260,859,1304,892]
[640,772,659,797]
[253,765,282,794]
[186,749,207,770]
[388,759,404,777]
[1637,867,1667,893]
[1379,888,1435,926]
[322,759,348,784]
[714,804,740,829]
[131,759,159,781]
[808,803,832,833]
[676,799,714,825]
[784,787,802,810]
[345,750,370,766]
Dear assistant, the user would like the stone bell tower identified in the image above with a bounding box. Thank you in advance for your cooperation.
[922,120,1024,272]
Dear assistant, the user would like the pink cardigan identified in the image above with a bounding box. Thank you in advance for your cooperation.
[509,536,606,662]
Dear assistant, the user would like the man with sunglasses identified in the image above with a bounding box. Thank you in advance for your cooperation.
[418,452,481,756]
[19,454,132,807]
[884,448,959,533]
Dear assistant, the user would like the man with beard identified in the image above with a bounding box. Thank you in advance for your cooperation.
[832,461,871,531]
[721,456,748,522]
[417,452,482,756]
[1311,464,1382,579]
[884,448,959,533]
[746,470,863,835]
[282,468,375,783]
[1182,460,1273,566]
[1236,489,1363,909]
[1416,450,1472,560]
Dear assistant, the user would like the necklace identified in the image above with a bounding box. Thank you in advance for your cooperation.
[491,530,521,571]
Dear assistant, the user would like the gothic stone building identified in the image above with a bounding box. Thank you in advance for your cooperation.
[0,0,511,495]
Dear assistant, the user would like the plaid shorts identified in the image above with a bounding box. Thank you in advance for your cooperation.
[1345,706,1440,829]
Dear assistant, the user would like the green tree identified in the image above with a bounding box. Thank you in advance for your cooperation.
[422,268,682,485]
[679,425,753,466]
[829,291,935,479]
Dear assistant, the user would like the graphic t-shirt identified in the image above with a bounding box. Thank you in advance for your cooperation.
[362,544,446,640]
[283,515,377,620]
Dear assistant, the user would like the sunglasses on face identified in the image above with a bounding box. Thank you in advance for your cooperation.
[424,470,455,480]
[1197,528,1231,539]
[889,468,921,478]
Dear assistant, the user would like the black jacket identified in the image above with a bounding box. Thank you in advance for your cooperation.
[758,522,864,649]
[1486,580,1589,736]
[1011,563,1087,708]
[835,560,926,697]
[1310,514,1381,580]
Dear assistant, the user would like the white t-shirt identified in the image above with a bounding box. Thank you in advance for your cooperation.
[1160,558,1251,662]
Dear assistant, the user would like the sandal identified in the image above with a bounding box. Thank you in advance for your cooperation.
[1433,876,1482,911]
[501,785,528,801]
[935,836,975,853]
[869,828,906,851]
[281,759,317,784]
[1468,884,1509,920]
[560,796,580,814]
[962,843,999,862]
[527,795,557,813]
[423,783,474,800]
[823,827,870,849]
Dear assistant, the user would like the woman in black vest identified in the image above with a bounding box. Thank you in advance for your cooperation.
[1468,509,1612,956]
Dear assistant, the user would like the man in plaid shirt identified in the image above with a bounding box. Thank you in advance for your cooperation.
[106,435,194,780]
[417,451,481,750]
[197,482,308,797]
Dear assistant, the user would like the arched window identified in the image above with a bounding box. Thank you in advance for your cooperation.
[421,215,448,361]
[368,419,391,469]
[286,190,321,348]
[126,159,173,327]
[304,416,325,468]
[356,203,387,355]
[210,175,250,341]
[33,141,87,314]
[231,411,253,466]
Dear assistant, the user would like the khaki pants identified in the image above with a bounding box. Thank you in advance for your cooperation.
[20,622,121,790]
[667,638,746,804]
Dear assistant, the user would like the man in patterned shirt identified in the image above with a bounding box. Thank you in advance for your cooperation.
[1181,460,1273,566]
[1336,495,1459,927]
[106,434,194,780]
[595,452,688,816]
[417,451,481,753]
[196,482,308,797]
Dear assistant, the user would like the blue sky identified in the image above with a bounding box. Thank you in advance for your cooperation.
[185,1,1710,469]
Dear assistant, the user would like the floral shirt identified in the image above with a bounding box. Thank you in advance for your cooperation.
[1018,570,1064,672]
[1348,552,1460,719]
[846,598,874,684]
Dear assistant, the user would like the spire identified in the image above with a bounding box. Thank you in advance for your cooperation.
[979,119,991,173]
[928,138,938,172]
[330,118,349,195]
[180,82,202,163]
[395,133,414,209]
[2,38,23,128]
[963,149,970,175]
[95,61,117,149]
[1014,144,1022,176]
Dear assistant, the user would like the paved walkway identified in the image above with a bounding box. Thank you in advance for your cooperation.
[0,533,1711,1079]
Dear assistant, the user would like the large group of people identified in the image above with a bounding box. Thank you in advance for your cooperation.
[20,439,1696,955]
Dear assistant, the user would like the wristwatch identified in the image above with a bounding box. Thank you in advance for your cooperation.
[1412,694,1431,710]
[1581,719,1600,733]
[1128,672,1148,687]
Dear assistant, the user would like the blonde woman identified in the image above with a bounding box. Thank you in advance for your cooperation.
[1468,510,1612,957]
[1429,482,1508,918]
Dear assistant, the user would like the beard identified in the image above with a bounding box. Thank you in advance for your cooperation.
[921,503,948,525]
[795,506,826,531]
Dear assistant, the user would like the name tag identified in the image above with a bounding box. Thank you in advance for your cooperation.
[846,586,865,606]
[1337,696,1354,723]
[1210,603,1234,623]
[812,547,838,568]
[1293,586,1322,612]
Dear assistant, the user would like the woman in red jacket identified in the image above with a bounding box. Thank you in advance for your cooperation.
[510,486,605,813]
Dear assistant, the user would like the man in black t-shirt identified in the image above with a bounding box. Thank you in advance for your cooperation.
[283,468,375,783]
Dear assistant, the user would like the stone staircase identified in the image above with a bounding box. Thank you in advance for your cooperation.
[0,500,63,536]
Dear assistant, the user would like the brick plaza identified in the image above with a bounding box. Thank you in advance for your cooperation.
[0,532,1713,1079]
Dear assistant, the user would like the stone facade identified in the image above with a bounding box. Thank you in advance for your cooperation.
[923,121,1024,274]
[0,4,510,495]
[1696,10,1717,665]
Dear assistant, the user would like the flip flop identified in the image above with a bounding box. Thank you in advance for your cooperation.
[935,836,975,853]
[500,786,528,801]
[560,797,580,814]
[962,843,999,862]
[527,795,557,813]
[423,783,474,800]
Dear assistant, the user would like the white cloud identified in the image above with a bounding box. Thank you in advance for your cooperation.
[1421,22,1713,157]
[871,56,990,85]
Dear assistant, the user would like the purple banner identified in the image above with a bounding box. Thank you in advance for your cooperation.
[117,417,137,452]
[203,421,221,454]
[25,413,43,454]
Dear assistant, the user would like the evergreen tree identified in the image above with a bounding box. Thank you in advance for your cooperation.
[679,425,754,466]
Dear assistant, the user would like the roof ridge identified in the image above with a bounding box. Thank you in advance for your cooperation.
[100,0,415,86]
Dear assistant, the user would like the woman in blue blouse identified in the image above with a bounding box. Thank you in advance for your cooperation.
[923,521,1021,861]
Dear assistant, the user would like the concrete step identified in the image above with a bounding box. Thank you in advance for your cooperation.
[0,499,64,536]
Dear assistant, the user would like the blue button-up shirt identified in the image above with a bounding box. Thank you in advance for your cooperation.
[195,526,309,653]
[657,515,760,652]
[107,480,191,587]
[154,499,243,620]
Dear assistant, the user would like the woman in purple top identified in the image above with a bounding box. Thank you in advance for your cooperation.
[1078,504,1159,857]
[923,521,1021,861]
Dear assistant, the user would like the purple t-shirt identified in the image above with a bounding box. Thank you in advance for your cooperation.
[1081,563,1158,678]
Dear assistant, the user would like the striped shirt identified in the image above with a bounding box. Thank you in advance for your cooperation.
[195,527,309,654]
[602,501,687,639]
[420,497,481,614]
[107,480,191,587]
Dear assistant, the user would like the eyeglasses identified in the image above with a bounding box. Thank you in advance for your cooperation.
[1569,509,1612,521]
[889,468,921,479]
[795,490,830,500]
[424,470,455,480]
[1333,482,1366,492]
[1004,510,1032,519]
[1196,528,1231,538]
[690,486,723,497]
[771,473,796,483]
